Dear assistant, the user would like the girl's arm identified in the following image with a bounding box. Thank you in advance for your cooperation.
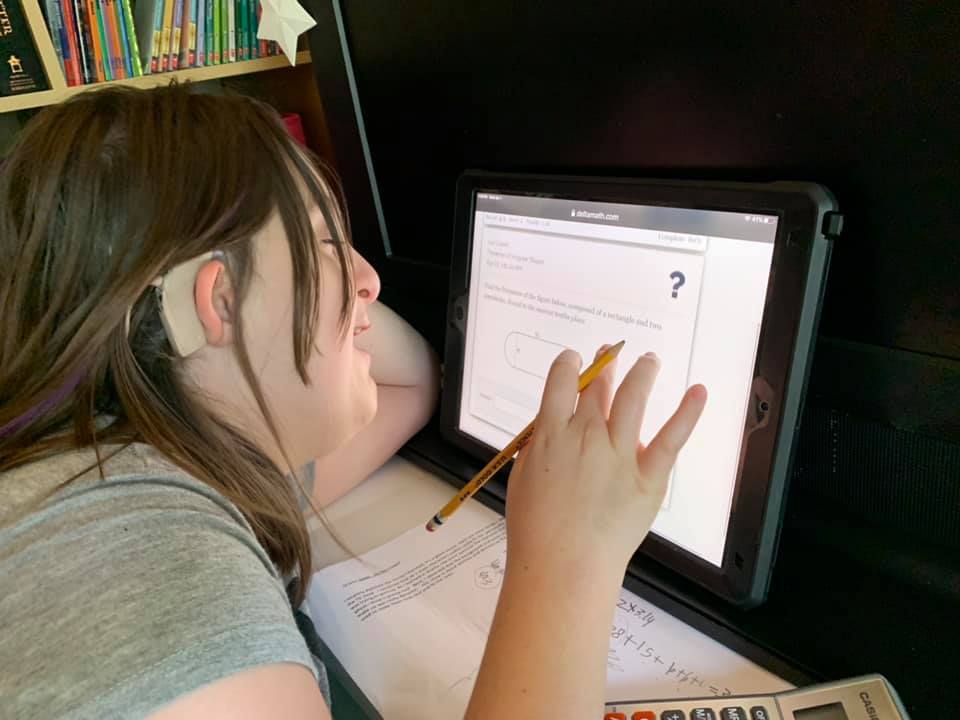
[304,301,440,507]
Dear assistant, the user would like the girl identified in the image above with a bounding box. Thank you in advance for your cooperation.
[0,84,705,719]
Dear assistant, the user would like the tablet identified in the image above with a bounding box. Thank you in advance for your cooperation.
[439,172,840,607]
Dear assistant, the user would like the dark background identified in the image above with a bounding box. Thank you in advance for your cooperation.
[306,1,959,715]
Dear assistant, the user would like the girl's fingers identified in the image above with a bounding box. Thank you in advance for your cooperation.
[639,384,708,478]
[536,349,582,433]
[575,345,617,421]
[607,353,660,452]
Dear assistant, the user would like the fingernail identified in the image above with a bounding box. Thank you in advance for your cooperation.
[645,351,658,359]
[595,344,611,360]
[560,349,582,368]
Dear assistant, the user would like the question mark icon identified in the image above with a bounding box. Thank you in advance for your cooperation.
[670,271,686,299]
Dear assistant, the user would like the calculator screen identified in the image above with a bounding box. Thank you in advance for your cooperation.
[794,703,849,720]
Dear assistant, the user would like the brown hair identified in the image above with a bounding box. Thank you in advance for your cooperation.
[0,83,355,605]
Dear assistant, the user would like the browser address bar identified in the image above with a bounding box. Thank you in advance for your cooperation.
[484,214,709,253]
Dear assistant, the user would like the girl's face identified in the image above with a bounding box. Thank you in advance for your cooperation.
[235,202,381,468]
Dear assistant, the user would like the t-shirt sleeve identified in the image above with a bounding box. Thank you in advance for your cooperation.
[1,472,318,720]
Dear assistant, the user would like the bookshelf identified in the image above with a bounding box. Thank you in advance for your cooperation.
[1,0,311,114]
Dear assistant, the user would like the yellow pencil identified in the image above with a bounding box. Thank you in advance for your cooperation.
[425,340,625,532]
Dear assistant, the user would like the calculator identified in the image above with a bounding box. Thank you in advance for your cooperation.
[604,675,908,720]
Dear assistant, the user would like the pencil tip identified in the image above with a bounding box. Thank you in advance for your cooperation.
[611,340,626,356]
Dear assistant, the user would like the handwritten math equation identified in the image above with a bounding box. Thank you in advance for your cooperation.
[609,623,732,697]
[615,597,657,628]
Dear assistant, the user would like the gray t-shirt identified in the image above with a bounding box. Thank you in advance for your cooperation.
[0,444,330,719]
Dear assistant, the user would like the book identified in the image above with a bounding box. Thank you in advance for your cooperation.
[149,0,163,71]
[41,0,67,82]
[194,0,203,66]
[186,0,197,66]
[158,0,173,70]
[168,0,182,69]
[255,0,266,57]
[209,0,218,63]
[59,0,85,84]
[177,0,189,67]
[224,0,233,62]
[112,0,132,77]
[101,0,125,78]
[58,0,85,84]
[0,0,50,94]
[83,0,107,80]
[71,0,94,81]
[133,0,155,72]
[233,0,241,60]
[245,0,255,57]
[119,0,141,75]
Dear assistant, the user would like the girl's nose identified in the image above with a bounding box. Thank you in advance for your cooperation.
[352,248,380,303]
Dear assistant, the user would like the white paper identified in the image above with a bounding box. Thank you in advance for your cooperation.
[306,501,791,719]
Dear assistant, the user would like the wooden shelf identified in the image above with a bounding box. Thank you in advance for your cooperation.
[0,50,312,114]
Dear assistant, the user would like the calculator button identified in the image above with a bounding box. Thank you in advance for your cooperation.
[692,709,717,720]
[750,708,771,720]
[604,714,627,720]
[722,708,747,720]
[633,713,656,720]
[662,711,686,720]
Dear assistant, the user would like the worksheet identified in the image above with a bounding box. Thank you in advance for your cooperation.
[306,500,791,719]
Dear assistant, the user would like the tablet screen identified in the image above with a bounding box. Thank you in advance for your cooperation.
[458,191,778,567]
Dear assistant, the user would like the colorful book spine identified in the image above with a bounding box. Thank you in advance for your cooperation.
[128,0,154,75]
[176,0,188,66]
[210,0,219,63]
[194,0,203,65]
[255,0,266,57]
[159,0,174,71]
[219,0,227,63]
[120,0,142,75]
[187,0,197,66]
[233,0,241,60]
[71,0,94,81]
[0,0,51,94]
[60,0,84,84]
[97,0,118,80]
[225,0,234,62]
[42,0,67,80]
[105,0,123,78]
[84,0,107,80]
[59,0,85,84]
[245,0,255,57]
[110,0,132,77]
[150,0,163,71]
[97,0,113,80]
[169,0,183,69]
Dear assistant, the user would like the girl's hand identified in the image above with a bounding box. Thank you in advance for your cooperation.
[504,346,707,579]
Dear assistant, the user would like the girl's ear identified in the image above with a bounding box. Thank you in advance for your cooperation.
[194,260,235,347]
